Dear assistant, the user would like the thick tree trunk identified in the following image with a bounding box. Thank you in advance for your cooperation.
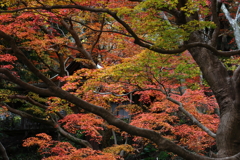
[188,31,240,157]
[216,109,240,157]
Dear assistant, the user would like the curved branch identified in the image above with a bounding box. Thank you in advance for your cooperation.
[71,19,154,45]
[7,95,64,119]
[8,95,47,109]
[94,87,216,138]
[30,5,238,55]
[137,42,240,56]
[3,103,53,125]
[60,19,96,68]
[54,122,92,148]
[1,5,240,56]
[0,69,55,97]
[3,103,89,147]
[167,96,216,138]
[49,86,240,160]
[94,87,166,97]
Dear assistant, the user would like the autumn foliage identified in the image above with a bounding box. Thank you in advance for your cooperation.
[23,133,117,160]
[0,0,240,159]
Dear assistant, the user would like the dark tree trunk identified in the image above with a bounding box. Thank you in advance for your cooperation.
[188,31,240,157]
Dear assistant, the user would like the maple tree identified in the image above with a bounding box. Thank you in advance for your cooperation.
[0,0,240,159]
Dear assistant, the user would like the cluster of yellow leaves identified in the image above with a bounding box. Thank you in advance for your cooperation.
[47,97,73,115]
[103,144,134,155]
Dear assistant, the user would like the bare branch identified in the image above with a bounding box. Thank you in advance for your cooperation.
[221,3,240,49]
[167,96,216,138]
[94,87,166,97]
[221,4,234,25]
[56,52,67,77]
[60,19,96,68]
[51,119,92,148]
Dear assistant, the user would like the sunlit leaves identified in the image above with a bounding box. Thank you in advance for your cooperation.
[47,97,73,115]
[138,0,178,11]
[103,144,134,155]
[92,50,200,90]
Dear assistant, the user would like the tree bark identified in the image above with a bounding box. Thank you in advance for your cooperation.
[188,31,240,157]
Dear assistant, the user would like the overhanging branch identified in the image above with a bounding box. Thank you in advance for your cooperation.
[1,5,240,56]
[0,68,55,96]
[3,103,52,125]
[53,121,93,148]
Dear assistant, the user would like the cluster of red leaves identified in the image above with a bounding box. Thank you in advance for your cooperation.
[68,50,219,152]
[131,112,177,131]
[0,0,222,156]
[0,54,17,69]
[23,133,55,155]
[0,54,17,62]
[174,124,215,151]
[129,88,219,152]
[173,89,219,131]
[23,133,116,160]
[58,114,104,142]
[172,90,218,151]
